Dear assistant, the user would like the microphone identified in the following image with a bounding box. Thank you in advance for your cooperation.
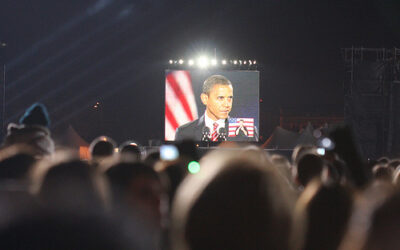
[218,127,227,141]
[201,127,210,142]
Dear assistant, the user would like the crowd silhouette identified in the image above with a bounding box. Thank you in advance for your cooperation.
[0,103,399,250]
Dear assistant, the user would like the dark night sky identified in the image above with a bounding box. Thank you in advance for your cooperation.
[0,0,400,144]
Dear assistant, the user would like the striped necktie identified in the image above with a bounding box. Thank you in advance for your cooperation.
[211,122,219,142]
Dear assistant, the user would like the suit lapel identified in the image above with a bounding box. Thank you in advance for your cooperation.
[195,115,205,140]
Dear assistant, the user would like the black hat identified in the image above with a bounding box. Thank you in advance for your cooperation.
[19,103,50,127]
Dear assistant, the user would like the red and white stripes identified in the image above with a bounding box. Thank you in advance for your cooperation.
[165,71,198,140]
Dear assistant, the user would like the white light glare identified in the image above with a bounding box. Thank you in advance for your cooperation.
[188,59,194,66]
[253,60,257,64]
[222,60,227,65]
[169,60,173,64]
[249,60,252,65]
[321,137,335,150]
[197,56,209,68]
[178,59,184,64]
[211,59,217,66]
[233,60,238,65]
[317,148,325,156]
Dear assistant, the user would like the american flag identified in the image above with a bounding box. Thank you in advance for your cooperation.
[165,71,198,141]
[228,118,255,137]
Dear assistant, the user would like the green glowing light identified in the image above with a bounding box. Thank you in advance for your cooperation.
[188,161,201,174]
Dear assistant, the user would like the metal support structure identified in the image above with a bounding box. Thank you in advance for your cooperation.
[0,42,6,139]
[342,47,400,157]
[2,64,5,136]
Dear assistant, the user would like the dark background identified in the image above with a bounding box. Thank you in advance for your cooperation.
[1,0,400,145]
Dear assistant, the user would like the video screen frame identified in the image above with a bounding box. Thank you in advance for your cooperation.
[165,69,260,142]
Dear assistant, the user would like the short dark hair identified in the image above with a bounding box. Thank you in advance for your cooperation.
[89,136,116,158]
[105,162,159,204]
[297,154,325,187]
[202,75,232,95]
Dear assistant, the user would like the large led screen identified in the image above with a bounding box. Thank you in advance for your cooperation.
[165,70,259,142]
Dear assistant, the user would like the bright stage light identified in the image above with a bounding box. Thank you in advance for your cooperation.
[168,56,256,68]
[197,56,209,68]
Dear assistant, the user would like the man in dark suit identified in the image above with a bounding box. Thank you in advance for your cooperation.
[174,114,231,141]
[175,75,233,141]
[235,119,249,138]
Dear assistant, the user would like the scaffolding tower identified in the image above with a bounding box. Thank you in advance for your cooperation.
[342,47,400,158]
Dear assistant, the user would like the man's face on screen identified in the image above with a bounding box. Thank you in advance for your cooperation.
[201,84,233,121]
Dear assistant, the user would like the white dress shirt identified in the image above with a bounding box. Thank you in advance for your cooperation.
[204,112,226,134]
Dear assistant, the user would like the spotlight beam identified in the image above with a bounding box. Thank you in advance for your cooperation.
[5,1,196,125]
[7,13,138,106]
[7,0,117,71]
[51,58,150,128]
